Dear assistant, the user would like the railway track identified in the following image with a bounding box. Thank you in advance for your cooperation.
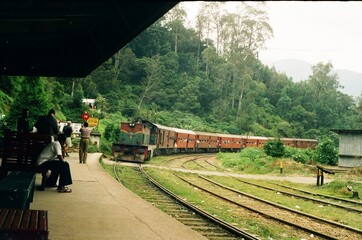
[271,182,362,206]
[109,154,361,239]
[234,177,362,214]
[174,173,362,240]
[113,162,259,240]
[203,158,362,211]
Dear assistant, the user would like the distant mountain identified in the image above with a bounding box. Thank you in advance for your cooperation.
[262,58,362,97]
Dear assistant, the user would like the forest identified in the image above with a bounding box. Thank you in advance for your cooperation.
[0,2,361,154]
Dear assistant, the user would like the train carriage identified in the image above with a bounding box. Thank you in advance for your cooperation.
[218,133,243,151]
[194,131,220,152]
[281,138,296,147]
[173,128,196,152]
[242,136,270,148]
[289,138,318,149]
[153,124,176,155]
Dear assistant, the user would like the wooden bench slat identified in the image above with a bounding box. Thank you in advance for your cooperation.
[38,210,48,231]
[29,210,38,230]
[0,208,9,227]
[20,210,31,229]
[3,209,16,229]
[12,209,24,229]
[0,209,49,240]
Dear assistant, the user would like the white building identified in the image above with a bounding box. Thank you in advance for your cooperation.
[59,122,82,137]
[332,129,362,167]
[82,99,96,109]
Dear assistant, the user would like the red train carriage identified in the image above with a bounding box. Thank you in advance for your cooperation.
[218,133,243,152]
[194,131,219,152]
[173,128,196,153]
[153,124,176,155]
[285,138,318,149]
[241,136,270,148]
[242,136,318,149]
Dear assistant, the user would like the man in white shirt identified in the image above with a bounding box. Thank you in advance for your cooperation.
[36,133,73,192]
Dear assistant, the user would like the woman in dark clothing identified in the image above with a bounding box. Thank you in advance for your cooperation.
[17,108,30,132]
[34,109,59,139]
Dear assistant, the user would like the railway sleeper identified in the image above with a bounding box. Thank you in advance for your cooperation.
[203,232,236,236]
[165,209,192,213]
[207,237,240,240]
[176,218,209,226]
[191,226,225,231]
[149,200,177,204]
[171,213,198,218]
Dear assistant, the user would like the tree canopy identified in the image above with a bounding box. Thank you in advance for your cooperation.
[0,2,361,144]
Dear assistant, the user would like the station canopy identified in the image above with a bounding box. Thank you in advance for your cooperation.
[0,1,178,77]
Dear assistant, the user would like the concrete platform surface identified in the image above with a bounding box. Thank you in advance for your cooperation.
[31,152,207,240]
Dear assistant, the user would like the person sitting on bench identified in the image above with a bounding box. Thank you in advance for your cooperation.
[36,133,73,193]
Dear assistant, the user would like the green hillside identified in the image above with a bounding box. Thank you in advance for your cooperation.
[1,3,361,158]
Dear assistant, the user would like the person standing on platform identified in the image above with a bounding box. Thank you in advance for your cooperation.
[79,121,93,164]
[34,109,59,140]
[17,108,31,133]
[62,121,73,157]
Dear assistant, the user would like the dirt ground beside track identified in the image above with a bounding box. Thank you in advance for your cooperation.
[104,158,332,185]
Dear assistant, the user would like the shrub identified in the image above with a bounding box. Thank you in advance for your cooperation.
[314,138,338,165]
[88,141,100,153]
[284,147,315,164]
[239,147,265,160]
[264,139,285,157]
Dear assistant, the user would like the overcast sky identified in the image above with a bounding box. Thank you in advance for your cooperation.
[181,1,362,73]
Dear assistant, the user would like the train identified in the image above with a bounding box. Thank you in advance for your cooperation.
[112,120,318,163]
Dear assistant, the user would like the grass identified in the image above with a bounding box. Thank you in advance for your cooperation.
[218,151,317,176]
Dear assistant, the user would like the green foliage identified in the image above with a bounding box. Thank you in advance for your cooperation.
[218,148,319,176]
[5,77,52,131]
[240,147,266,160]
[284,147,315,164]
[217,148,270,173]
[87,141,100,153]
[0,3,360,148]
[219,148,271,174]
[314,138,338,165]
[264,140,285,158]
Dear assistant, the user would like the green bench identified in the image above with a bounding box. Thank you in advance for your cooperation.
[0,171,36,210]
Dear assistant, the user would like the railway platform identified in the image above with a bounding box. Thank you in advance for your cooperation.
[30,152,207,240]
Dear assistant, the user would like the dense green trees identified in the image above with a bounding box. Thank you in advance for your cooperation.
[0,2,360,152]
[4,77,52,131]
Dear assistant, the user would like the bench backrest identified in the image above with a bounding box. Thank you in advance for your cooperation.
[1,131,52,171]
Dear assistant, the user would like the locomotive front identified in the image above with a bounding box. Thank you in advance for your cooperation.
[112,121,151,162]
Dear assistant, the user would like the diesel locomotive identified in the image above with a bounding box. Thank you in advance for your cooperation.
[112,120,318,163]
